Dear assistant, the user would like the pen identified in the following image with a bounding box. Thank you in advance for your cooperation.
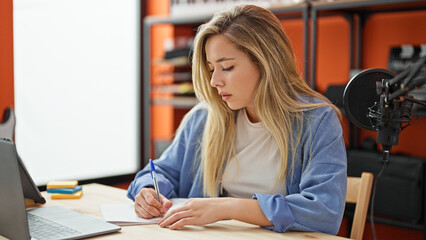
[149,159,162,205]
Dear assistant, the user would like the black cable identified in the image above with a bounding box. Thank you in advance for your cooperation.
[370,150,389,240]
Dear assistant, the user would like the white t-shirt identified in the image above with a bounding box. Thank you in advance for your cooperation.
[222,108,286,198]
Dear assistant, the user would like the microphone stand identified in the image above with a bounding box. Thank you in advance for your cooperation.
[369,55,426,240]
[375,55,426,152]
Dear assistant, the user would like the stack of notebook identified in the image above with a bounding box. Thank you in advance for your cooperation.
[46,180,83,199]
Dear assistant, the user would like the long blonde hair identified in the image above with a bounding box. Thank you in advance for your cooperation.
[191,5,339,197]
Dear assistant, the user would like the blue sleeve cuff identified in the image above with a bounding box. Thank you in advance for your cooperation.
[253,193,295,233]
[127,173,176,201]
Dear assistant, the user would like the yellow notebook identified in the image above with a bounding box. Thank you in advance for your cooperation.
[46,180,78,189]
[51,190,83,199]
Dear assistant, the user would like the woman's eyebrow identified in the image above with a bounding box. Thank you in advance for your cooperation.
[207,57,235,64]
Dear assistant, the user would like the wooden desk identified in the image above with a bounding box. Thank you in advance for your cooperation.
[36,183,348,240]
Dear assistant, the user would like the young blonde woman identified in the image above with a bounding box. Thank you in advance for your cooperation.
[128,5,347,234]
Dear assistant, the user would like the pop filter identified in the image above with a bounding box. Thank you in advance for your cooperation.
[343,69,395,131]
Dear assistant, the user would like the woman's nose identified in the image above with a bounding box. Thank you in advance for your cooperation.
[210,70,224,88]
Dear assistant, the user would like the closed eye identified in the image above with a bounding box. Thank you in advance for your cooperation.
[209,66,233,73]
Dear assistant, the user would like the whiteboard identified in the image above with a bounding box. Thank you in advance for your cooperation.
[13,0,140,185]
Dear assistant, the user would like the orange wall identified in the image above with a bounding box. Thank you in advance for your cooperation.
[0,0,14,117]
[316,16,351,93]
[147,0,169,16]
[281,19,305,78]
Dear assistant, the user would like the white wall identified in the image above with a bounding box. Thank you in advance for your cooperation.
[13,0,140,185]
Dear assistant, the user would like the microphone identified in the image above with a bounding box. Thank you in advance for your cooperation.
[343,55,426,240]
[343,55,426,152]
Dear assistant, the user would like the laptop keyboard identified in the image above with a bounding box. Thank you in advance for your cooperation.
[27,212,81,240]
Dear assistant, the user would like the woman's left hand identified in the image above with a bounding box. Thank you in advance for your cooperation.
[158,198,230,230]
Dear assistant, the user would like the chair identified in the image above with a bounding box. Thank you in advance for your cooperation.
[346,172,374,240]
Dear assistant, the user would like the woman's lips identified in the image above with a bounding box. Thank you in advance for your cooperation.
[219,92,231,101]
[222,95,231,101]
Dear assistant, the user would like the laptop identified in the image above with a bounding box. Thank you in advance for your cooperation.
[0,138,121,240]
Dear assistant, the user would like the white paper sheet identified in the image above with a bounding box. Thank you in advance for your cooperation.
[100,198,188,226]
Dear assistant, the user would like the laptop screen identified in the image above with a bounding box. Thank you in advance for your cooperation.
[0,138,32,239]
[18,153,46,204]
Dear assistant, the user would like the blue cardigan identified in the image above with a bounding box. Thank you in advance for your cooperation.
[127,102,347,234]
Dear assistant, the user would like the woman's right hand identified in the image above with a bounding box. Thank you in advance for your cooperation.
[134,187,173,218]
